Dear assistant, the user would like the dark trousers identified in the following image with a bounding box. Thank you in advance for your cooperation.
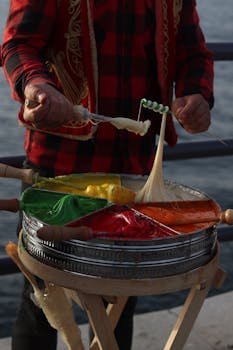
[12,277,137,350]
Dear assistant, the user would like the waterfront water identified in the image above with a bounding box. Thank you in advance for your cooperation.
[0,0,233,338]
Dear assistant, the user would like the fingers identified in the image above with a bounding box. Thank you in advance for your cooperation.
[172,94,211,134]
[45,91,73,128]
[24,101,51,127]
[23,83,74,129]
[23,84,50,125]
[24,83,47,105]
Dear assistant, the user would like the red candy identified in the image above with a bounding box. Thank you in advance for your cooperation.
[67,205,179,240]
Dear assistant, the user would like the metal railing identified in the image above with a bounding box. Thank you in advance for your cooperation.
[0,42,233,276]
[207,42,233,61]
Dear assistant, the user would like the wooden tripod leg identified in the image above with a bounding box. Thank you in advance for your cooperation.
[163,279,213,350]
[90,296,128,350]
[78,292,120,350]
[106,296,129,329]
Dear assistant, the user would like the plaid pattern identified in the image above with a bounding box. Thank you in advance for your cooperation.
[1,0,214,177]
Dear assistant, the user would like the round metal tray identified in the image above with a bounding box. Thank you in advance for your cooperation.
[22,177,218,279]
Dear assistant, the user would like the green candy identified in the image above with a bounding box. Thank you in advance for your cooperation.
[21,187,109,225]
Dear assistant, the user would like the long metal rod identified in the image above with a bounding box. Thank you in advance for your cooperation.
[0,139,232,168]
[164,139,233,161]
[0,155,25,167]
[206,42,233,61]
[0,42,231,65]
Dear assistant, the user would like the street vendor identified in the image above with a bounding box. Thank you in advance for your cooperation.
[1,1,214,349]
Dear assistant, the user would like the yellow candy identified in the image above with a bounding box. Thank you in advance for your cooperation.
[85,184,135,204]
[35,175,135,204]
[85,185,104,198]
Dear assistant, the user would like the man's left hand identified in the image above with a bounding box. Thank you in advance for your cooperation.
[171,94,211,133]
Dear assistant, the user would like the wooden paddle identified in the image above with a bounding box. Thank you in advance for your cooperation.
[133,200,233,227]
[0,163,35,184]
[0,163,121,191]
[37,225,93,241]
[35,207,233,242]
[0,197,232,224]
[0,198,20,212]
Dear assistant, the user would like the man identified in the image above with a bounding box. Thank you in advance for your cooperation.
[1,1,213,349]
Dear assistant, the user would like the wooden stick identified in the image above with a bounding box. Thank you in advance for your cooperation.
[0,163,34,184]
[134,201,233,226]
[0,198,20,212]
[37,225,93,241]
[5,241,38,288]
[168,209,233,226]
[37,208,233,242]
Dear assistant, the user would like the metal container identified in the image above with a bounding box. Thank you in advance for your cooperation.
[21,176,218,279]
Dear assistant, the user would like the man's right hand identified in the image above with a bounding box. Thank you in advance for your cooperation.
[23,83,79,129]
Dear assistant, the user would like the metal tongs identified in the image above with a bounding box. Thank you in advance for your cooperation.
[25,100,151,136]
[73,105,151,136]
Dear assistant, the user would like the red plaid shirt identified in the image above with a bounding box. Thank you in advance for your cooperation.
[1,0,213,177]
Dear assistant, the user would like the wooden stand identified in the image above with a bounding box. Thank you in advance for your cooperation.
[18,239,225,350]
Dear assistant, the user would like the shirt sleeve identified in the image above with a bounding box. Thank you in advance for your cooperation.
[1,0,57,102]
[175,0,214,108]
